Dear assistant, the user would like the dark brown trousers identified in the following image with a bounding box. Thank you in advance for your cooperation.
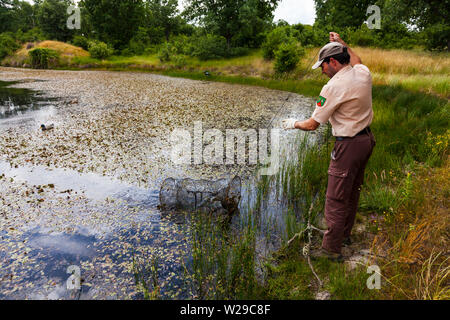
[322,132,376,254]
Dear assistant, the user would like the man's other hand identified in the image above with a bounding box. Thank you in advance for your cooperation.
[282,119,298,130]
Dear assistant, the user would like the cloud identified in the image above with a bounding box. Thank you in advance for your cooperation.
[274,0,316,25]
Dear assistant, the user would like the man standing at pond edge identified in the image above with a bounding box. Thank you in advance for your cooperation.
[282,32,376,261]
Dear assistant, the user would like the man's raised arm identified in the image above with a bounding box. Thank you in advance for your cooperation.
[329,32,362,66]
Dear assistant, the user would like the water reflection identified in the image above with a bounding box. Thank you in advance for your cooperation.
[0,160,159,205]
[0,80,59,128]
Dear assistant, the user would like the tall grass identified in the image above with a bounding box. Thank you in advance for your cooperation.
[414,250,449,300]
[132,252,161,300]
[372,159,450,300]
[182,211,260,300]
[354,47,450,75]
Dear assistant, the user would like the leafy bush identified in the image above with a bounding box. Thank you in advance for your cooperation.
[172,54,188,68]
[128,39,146,55]
[127,27,153,55]
[191,34,228,60]
[274,41,304,73]
[374,23,416,49]
[120,48,134,57]
[171,35,193,55]
[88,41,113,59]
[72,35,90,50]
[228,47,250,57]
[345,26,377,47]
[163,35,249,61]
[158,43,174,62]
[331,24,419,50]
[16,28,45,43]
[423,23,450,51]
[144,45,159,55]
[28,48,59,69]
[0,33,20,60]
[262,26,300,60]
[293,24,316,47]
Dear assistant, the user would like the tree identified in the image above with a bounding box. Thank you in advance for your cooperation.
[314,0,372,29]
[381,0,448,29]
[261,25,300,59]
[234,0,280,47]
[1,0,36,33]
[183,0,280,48]
[79,0,145,49]
[0,0,14,32]
[381,0,449,50]
[37,0,74,42]
[15,1,37,31]
[146,0,180,42]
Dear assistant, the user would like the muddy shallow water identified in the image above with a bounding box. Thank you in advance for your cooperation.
[0,67,319,299]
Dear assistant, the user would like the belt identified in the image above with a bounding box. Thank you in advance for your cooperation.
[336,127,371,141]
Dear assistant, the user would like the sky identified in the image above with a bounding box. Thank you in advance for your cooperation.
[273,0,316,25]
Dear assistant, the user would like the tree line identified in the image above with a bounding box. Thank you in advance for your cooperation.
[0,0,448,63]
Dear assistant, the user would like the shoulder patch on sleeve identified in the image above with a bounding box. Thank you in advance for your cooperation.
[316,96,327,107]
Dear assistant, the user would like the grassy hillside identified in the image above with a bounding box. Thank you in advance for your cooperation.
[2,40,89,67]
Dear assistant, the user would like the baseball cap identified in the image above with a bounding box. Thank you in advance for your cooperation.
[312,42,345,69]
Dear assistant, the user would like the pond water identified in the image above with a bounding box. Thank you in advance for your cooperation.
[0,81,59,129]
[0,76,314,300]
[0,156,282,300]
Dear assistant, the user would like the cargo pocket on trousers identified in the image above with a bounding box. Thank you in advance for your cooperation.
[327,167,349,201]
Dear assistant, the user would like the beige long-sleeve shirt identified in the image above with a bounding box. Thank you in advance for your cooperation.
[312,64,374,137]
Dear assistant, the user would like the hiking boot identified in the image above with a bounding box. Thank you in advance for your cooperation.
[343,237,352,246]
[310,248,344,262]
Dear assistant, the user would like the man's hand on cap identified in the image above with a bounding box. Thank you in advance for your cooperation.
[329,32,341,43]
[282,119,298,130]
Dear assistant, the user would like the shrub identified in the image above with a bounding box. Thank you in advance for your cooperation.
[88,41,113,59]
[16,28,45,43]
[346,26,377,47]
[191,34,228,60]
[312,27,334,47]
[127,27,154,55]
[374,23,416,49]
[423,23,450,51]
[120,48,134,57]
[228,47,250,57]
[172,54,188,68]
[72,35,90,51]
[128,39,146,55]
[28,48,59,69]
[144,45,159,55]
[274,41,304,74]
[0,33,20,60]
[158,43,174,62]
[161,35,249,61]
[293,24,316,47]
[262,26,300,60]
[171,35,192,55]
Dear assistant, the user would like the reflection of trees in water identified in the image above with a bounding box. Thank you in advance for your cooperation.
[0,80,56,119]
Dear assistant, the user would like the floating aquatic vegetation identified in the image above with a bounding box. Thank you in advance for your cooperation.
[0,67,316,299]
